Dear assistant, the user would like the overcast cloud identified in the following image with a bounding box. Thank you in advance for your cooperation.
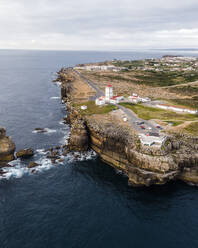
[0,0,198,50]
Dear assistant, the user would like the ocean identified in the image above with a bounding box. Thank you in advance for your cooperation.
[0,49,198,248]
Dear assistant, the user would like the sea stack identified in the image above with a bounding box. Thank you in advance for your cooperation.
[0,126,15,162]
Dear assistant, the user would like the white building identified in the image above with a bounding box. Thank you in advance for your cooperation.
[105,85,113,101]
[109,96,123,104]
[128,94,151,104]
[95,85,124,105]
[95,97,106,106]
[139,134,166,146]
[81,105,87,110]
[128,94,141,104]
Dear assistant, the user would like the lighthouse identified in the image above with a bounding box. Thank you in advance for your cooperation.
[105,85,113,101]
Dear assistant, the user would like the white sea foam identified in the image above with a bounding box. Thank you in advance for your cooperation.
[1,159,28,180]
[44,128,57,133]
[36,149,48,155]
[59,120,64,125]
[66,150,97,163]
[32,128,57,134]
[54,82,61,86]
[50,96,61,100]
[0,149,97,181]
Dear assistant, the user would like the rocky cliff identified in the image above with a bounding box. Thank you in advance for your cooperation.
[0,126,15,162]
[59,69,198,187]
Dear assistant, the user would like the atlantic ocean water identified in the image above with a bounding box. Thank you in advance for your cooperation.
[0,49,198,248]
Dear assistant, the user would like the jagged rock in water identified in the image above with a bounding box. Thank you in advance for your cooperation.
[34,128,48,133]
[16,148,34,159]
[0,126,15,162]
[28,161,40,168]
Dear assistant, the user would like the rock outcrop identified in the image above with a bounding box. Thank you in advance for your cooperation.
[16,148,34,159]
[69,119,89,151]
[28,161,40,168]
[0,126,15,162]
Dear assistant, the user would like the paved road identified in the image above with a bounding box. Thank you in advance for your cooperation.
[73,69,160,135]
[73,69,103,100]
[118,104,159,134]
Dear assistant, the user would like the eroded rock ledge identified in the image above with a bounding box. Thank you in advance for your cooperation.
[58,69,198,187]
[0,126,15,162]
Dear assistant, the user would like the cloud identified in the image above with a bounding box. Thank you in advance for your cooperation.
[0,0,198,50]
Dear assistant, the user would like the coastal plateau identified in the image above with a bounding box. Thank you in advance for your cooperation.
[57,66,198,187]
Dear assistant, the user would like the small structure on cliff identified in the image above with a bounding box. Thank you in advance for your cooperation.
[95,85,124,105]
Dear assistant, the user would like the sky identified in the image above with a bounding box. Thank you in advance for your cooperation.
[0,0,198,50]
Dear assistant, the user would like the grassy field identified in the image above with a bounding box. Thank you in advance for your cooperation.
[168,85,198,96]
[164,121,184,126]
[112,60,198,87]
[167,98,198,110]
[86,70,198,88]
[134,71,198,87]
[184,122,198,135]
[73,101,117,116]
[119,103,198,121]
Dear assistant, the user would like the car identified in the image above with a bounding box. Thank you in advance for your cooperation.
[140,125,145,129]
[156,125,161,129]
[148,127,152,130]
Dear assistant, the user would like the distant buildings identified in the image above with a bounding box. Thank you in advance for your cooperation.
[74,65,126,72]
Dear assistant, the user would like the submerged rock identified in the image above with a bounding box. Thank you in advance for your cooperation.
[34,128,48,133]
[16,148,34,159]
[0,169,6,176]
[0,126,15,162]
[0,162,13,168]
[57,158,64,163]
[28,161,40,168]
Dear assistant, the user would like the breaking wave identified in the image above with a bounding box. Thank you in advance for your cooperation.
[32,128,57,134]
[0,149,97,181]
[50,96,61,100]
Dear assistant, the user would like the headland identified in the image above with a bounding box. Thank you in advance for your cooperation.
[57,55,198,187]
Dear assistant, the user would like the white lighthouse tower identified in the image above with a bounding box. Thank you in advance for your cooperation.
[105,85,113,101]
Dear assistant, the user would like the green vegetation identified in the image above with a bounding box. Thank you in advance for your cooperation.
[113,60,145,69]
[184,122,198,135]
[134,71,198,87]
[168,85,198,96]
[119,103,198,121]
[167,98,198,110]
[111,59,198,87]
[73,101,117,116]
[91,69,198,88]
[164,121,184,126]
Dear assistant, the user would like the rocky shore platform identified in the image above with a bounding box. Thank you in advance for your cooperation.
[57,67,198,187]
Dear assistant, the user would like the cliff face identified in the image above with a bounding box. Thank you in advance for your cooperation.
[86,119,198,186]
[59,70,198,187]
[0,126,15,162]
